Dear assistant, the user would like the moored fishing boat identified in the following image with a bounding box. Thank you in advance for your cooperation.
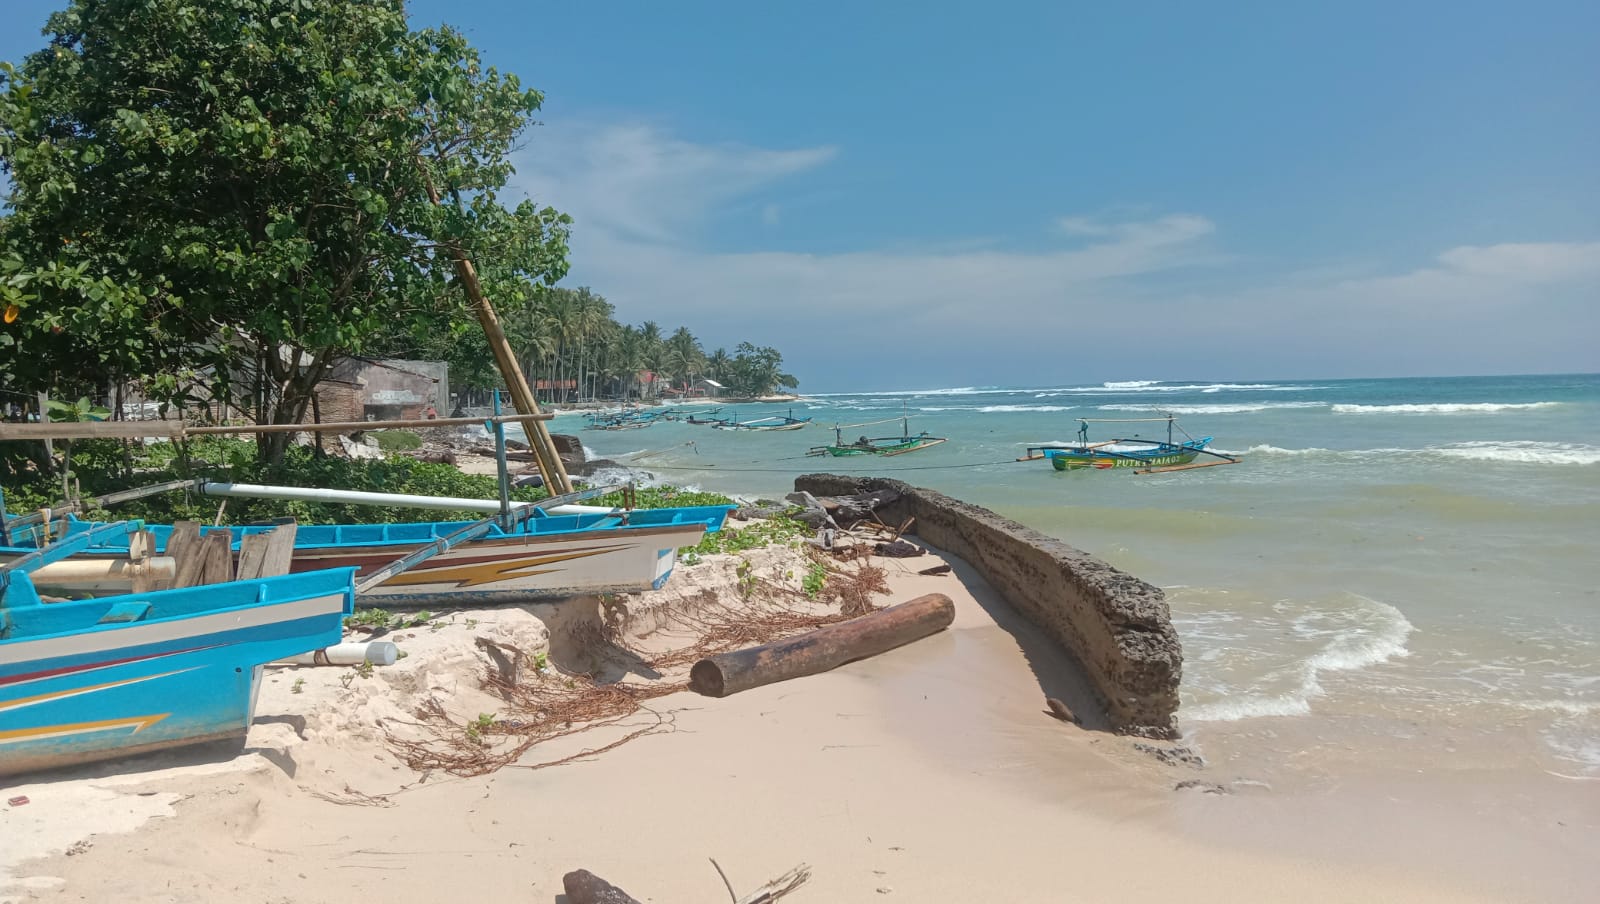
[716,408,813,432]
[0,521,355,776]
[1021,415,1239,473]
[807,415,947,457]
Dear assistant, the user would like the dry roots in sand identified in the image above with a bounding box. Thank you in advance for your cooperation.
[388,674,679,778]
[389,557,892,777]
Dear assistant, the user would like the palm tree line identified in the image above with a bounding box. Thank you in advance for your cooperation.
[507,287,798,404]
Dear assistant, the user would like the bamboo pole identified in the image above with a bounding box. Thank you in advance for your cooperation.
[421,179,572,495]
[0,414,551,442]
[1133,458,1242,475]
[188,413,553,435]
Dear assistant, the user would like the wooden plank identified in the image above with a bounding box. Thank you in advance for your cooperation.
[235,534,269,581]
[197,532,234,585]
[257,523,297,577]
[184,414,551,436]
[166,522,205,588]
[238,524,297,580]
[0,421,185,441]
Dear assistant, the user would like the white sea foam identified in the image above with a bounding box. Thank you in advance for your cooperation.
[1100,402,1328,415]
[1103,380,1162,389]
[1038,382,1318,396]
[1331,402,1561,415]
[1209,441,1600,466]
[1210,443,1339,457]
[918,404,1075,413]
[1183,595,1415,724]
[1427,441,1600,466]
[977,404,1075,413]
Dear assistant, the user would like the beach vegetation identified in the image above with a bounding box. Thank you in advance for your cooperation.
[370,431,424,453]
[684,514,810,557]
[802,560,829,598]
[0,0,571,464]
[465,712,496,745]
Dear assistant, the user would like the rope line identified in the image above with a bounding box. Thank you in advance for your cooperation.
[622,458,1020,474]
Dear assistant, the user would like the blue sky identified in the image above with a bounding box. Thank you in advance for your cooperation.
[4,2,1598,389]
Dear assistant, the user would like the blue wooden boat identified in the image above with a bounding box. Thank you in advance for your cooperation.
[18,501,734,606]
[1,522,354,776]
[715,408,813,432]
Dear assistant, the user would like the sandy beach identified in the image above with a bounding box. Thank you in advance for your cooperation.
[6,529,1588,904]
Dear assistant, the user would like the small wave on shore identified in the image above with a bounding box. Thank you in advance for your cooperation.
[1332,402,1561,414]
[1177,592,1416,723]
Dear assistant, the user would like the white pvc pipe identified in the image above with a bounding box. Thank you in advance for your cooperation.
[283,642,399,667]
[201,483,625,517]
[203,482,522,513]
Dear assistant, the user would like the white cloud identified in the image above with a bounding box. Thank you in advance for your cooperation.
[507,123,1600,387]
[515,122,835,245]
[1434,242,1600,283]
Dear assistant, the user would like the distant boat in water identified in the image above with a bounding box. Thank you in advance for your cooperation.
[1021,415,1239,473]
[808,414,946,457]
[716,409,813,432]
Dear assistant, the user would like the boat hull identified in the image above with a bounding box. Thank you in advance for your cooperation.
[1045,440,1211,471]
[0,570,354,776]
[813,436,947,457]
[41,507,732,604]
[287,523,708,603]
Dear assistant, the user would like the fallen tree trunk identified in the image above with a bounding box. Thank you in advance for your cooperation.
[561,869,643,904]
[690,593,955,697]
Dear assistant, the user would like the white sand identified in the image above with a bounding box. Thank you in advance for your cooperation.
[3,545,1581,903]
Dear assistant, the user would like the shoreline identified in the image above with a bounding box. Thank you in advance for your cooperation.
[4,464,1596,902]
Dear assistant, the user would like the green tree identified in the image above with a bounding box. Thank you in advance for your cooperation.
[664,326,704,391]
[724,342,798,397]
[0,0,570,462]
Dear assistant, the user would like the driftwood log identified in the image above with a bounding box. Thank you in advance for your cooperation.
[689,593,955,697]
[561,869,643,904]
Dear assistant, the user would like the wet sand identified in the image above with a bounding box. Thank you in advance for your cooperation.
[3,546,1587,902]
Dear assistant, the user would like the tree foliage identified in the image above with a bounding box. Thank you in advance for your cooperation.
[0,0,570,461]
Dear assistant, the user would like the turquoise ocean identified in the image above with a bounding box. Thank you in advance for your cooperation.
[531,373,1600,779]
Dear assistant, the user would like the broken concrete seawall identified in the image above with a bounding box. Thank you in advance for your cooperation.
[795,474,1181,738]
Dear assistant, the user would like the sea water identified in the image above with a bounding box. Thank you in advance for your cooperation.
[534,374,1600,778]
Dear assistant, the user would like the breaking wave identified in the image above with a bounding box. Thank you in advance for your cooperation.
[1183,595,1415,723]
[1331,402,1561,415]
[1428,441,1600,465]
[1100,402,1328,415]
[1039,382,1318,396]
[1212,441,1599,466]
[917,404,1076,413]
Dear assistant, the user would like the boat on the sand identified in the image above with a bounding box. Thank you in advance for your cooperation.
[19,498,732,606]
[0,521,354,776]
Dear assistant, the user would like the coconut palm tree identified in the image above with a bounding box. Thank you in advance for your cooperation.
[664,326,704,393]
